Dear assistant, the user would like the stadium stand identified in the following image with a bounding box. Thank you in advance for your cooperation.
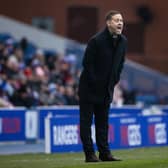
[0,15,168,107]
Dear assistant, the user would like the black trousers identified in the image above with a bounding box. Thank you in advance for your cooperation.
[79,101,110,154]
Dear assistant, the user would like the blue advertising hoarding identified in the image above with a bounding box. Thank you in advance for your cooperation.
[45,114,168,153]
[108,116,146,149]
[0,105,167,145]
[38,106,79,139]
[39,106,142,139]
[0,108,26,141]
[144,115,168,146]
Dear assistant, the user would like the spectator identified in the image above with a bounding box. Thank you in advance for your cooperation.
[1,36,82,107]
[64,85,78,105]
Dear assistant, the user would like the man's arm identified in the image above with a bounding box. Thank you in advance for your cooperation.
[115,40,127,84]
[82,38,98,81]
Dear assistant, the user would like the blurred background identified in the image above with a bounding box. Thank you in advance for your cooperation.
[0,0,168,155]
[0,0,168,107]
[0,0,168,108]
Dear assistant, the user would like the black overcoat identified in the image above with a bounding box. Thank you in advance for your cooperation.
[78,27,127,104]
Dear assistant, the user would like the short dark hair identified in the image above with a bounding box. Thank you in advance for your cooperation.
[105,10,121,21]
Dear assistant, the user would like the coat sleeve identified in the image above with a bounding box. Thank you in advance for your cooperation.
[82,38,98,81]
[115,39,127,84]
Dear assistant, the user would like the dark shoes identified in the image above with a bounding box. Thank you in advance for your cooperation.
[85,152,121,162]
[99,152,122,161]
[85,153,99,162]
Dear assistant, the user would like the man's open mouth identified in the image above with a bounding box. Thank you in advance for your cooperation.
[117,26,122,30]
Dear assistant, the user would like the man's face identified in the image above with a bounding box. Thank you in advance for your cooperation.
[107,14,124,35]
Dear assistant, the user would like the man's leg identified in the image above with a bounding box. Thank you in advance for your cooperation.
[94,103,110,154]
[94,103,121,161]
[79,101,99,162]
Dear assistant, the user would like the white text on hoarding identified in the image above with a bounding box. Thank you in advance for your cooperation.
[128,124,141,146]
[53,125,78,145]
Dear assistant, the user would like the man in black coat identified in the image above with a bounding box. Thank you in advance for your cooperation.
[78,10,127,162]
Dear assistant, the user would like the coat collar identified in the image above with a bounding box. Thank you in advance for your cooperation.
[104,27,122,41]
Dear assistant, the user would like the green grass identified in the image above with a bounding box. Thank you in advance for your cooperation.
[0,147,168,168]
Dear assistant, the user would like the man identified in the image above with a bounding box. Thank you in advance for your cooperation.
[78,10,127,162]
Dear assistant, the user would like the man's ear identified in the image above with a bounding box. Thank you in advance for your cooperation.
[106,20,111,27]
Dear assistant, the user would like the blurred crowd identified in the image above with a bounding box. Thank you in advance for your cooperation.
[0,35,166,108]
[0,36,80,108]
